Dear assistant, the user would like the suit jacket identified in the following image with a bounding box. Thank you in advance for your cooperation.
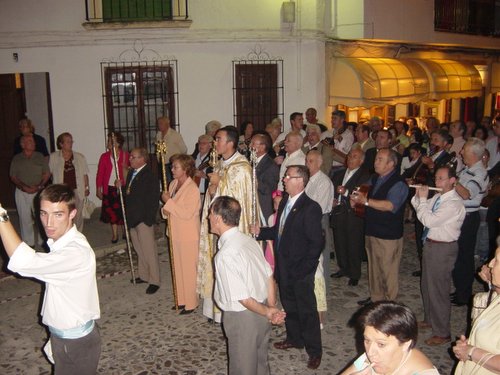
[259,192,323,286]
[331,167,371,216]
[124,164,160,228]
[302,143,334,176]
[352,137,375,152]
[256,154,279,220]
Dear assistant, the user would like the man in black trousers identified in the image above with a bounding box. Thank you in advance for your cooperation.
[253,165,324,370]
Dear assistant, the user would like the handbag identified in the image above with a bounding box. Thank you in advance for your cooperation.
[82,198,96,220]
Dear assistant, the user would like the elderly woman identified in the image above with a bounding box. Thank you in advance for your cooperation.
[341,301,438,375]
[96,132,129,243]
[453,238,500,375]
[161,154,201,315]
[49,132,90,231]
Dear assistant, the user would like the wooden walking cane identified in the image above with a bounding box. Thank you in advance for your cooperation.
[110,133,136,284]
[156,140,179,310]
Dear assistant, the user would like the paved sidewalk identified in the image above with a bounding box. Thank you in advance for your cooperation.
[0,213,479,374]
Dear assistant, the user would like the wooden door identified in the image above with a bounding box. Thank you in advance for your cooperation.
[235,64,278,131]
[0,74,25,209]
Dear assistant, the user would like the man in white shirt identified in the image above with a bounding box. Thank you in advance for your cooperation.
[0,184,101,374]
[274,112,307,147]
[211,196,285,375]
[305,150,334,278]
[329,110,354,173]
[412,166,465,346]
[278,131,306,191]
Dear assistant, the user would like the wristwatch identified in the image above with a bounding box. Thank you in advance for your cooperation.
[364,199,369,207]
[0,206,9,223]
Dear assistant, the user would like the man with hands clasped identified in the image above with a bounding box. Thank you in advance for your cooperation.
[210,196,285,375]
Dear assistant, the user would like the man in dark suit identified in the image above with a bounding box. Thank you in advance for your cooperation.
[251,133,280,221]
[125,147,161,294]
[254,165,324,370]
[330,148,370,286]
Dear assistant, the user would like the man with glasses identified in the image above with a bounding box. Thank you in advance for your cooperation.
[411,166,465,346]
[253,165,324,370]
[124,148,161,294]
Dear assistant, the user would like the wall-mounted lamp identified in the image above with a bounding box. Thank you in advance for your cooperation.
[283,1,295,23]
[13,53,19,62]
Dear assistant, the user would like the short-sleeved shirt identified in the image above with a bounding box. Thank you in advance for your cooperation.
[214,227,272,312]
[458,160,489,212]
[10,151,49,186]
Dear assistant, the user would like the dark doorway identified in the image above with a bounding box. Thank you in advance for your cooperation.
[0,74,26,209]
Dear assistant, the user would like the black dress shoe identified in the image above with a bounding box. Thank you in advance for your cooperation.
[348,279,359,286]
[179,308,195,315]
[111,238,118,244]
[330,271,345,279]
[171,305,185,310]
[130,278,147,284]
[357,297,372,306]
[307,355,322,370]
[146,284,160,294]
[412,270,422,277]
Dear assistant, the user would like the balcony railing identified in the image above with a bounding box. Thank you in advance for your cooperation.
[85,0,189,23]
[434,0,499,37]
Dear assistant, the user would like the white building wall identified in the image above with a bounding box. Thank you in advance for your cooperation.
[0,0,328,198]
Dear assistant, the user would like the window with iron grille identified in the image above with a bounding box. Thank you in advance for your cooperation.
[434,0,500,37]
[101,60,179,155]
[232,47,284,132]
[85,0,189,22]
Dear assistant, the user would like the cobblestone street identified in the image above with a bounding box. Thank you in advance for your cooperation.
[0,216,478,374]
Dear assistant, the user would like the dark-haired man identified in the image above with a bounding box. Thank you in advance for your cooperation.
[0,184,101,374]
[254,165,324,370]
[198,125,256,323]
[412,166,465,346]
[211,196,285,375]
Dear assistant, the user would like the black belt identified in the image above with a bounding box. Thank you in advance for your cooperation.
[427,238,456,244]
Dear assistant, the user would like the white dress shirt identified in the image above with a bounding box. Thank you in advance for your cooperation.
[411,189,466,242]
[8,226,100,330]
[305,171,334,214]
[332,128,354,167]
[214,227,272,312]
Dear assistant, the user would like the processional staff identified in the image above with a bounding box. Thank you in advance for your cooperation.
[156,140,179,310]
[110,132,136,284]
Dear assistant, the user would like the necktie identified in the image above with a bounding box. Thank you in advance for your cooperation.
[277,200,293,246]
[421,196,441,242]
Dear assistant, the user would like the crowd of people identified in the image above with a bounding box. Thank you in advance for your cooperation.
[2,110,500,374]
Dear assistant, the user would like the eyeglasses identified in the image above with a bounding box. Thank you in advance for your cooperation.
[284,175,302,180]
